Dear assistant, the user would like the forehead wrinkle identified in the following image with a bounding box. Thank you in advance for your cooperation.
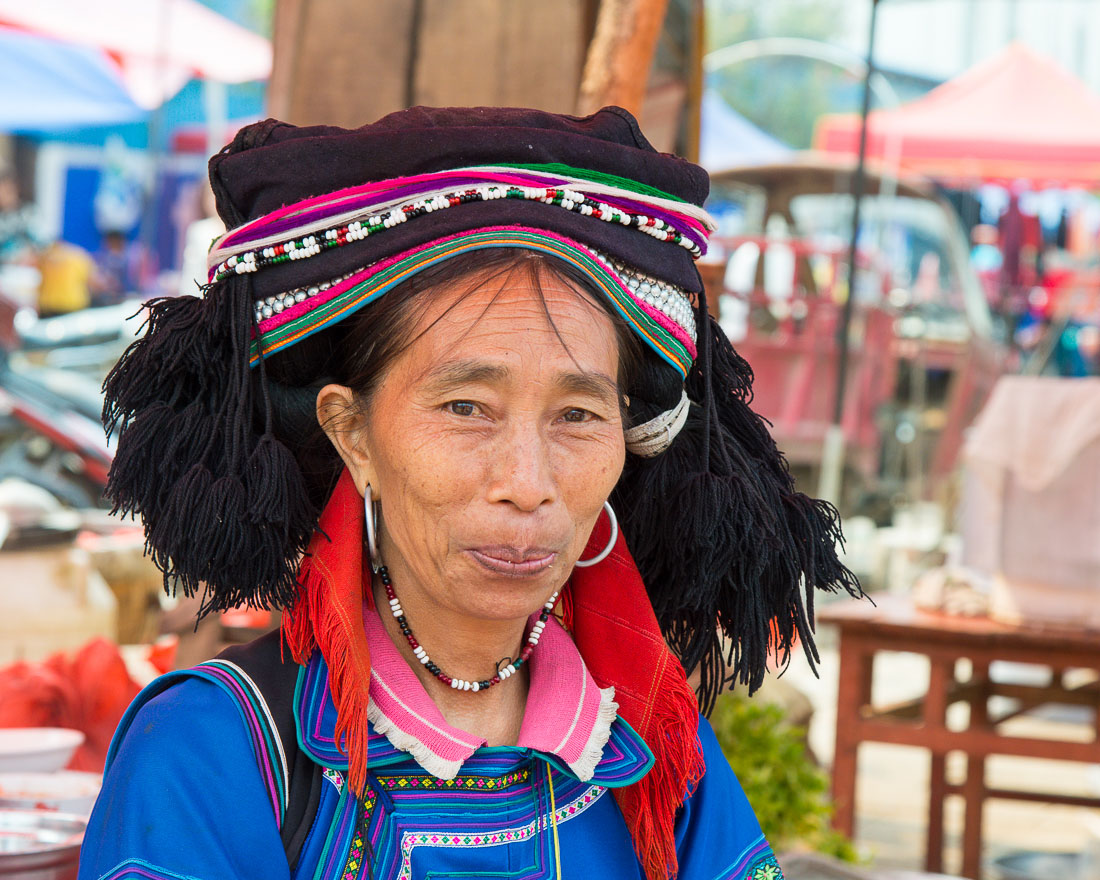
[404,262,621,396]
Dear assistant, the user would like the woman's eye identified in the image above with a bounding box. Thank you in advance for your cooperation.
[446,401,477,417]
[561,408,591,423]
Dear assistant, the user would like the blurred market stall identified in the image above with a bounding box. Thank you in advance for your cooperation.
[0,28,145,132]
[0,0,270,110]
[814,43,1100,188]
[703,154,1008,514]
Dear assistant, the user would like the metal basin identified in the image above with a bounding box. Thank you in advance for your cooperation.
[0,810,85,880]
[992,851,1084,880]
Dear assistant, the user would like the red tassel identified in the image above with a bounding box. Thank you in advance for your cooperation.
[571,514,705,880]
[282,470,374,794]
[611,653,705,880]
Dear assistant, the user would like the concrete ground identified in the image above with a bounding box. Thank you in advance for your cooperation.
[781,615,1100,879]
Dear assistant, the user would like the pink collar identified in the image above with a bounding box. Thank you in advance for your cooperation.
[362,604,618,781]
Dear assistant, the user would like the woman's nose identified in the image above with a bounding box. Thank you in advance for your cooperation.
[486,422,557,512]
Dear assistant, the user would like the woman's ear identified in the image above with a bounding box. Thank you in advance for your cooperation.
[316,383,377,497]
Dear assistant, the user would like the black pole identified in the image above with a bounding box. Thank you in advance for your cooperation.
[832,0,880,427]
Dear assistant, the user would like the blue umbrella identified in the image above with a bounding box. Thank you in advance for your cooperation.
[0,26,146,132]
[699,89,791,172]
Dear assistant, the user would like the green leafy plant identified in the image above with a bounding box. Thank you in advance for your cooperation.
[709,693,859,861]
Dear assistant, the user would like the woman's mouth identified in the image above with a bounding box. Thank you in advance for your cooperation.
[466,546,558,576]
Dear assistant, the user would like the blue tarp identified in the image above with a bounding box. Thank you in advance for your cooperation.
[0,26,146,132]
[699,89,791,172]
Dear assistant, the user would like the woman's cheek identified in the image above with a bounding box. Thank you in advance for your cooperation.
[397,427,488,511]
[555,427,625,488]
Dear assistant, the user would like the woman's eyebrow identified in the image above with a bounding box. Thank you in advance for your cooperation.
[421,360,510,392]
[421,360,618,402]
[556,371,619,402]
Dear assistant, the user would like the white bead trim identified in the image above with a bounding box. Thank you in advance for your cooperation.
[213,180,705,283]
[592,250,697,342]
[251,271,356,325]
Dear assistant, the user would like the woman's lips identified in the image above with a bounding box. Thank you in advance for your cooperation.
[466,547,558,576]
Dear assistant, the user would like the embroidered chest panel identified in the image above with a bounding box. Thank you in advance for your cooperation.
[309,758,608,880]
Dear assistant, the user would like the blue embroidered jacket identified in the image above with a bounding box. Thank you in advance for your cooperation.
[79,642,782,880]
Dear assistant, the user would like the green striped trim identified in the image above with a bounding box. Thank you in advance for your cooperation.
[313,783,357,880]
[485,162,687,203]
[249,229,692,378]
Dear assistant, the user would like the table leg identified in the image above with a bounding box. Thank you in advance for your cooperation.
[925,657,952,875]
[1093,668,1100,744]
[962,661,990,880]
[832,633,866,837]
[927,752,947,874]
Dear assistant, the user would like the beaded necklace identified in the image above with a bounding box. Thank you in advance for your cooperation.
[378,564,559,693]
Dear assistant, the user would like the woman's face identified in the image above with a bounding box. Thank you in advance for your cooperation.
[326,265,626,623]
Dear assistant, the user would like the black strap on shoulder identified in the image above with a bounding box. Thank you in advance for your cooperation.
[216,631,323,871]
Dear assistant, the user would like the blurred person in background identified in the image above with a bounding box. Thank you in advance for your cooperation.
[92,229,153,307]
[1014,245,1099,376]
[0,168,38,264]
[970,223,1003,307]
[177,181,223,297]
[36,239,94,317]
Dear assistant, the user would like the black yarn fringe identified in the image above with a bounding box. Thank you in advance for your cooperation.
[613,299,862,713]
[102,277,317,616]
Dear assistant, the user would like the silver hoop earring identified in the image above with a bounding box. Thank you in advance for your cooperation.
[364,483,382,572]
[575,501,618,568]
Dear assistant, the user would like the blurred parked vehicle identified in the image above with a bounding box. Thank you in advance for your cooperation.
[0,278,124,508]
[703,155,1011,515]
[0,354,111,508]
[15,298,143,375]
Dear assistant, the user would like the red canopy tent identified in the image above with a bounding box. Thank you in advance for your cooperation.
[814,43,1100,188]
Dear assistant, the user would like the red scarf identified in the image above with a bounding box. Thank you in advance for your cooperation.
[283,470,704,880]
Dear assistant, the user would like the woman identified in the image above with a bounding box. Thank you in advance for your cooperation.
[80,106,858,880]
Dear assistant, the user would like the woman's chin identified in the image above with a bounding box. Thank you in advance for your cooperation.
[450,556,564,622]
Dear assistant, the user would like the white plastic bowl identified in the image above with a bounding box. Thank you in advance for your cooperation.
[0,730,84,774]
[0,772,101,815]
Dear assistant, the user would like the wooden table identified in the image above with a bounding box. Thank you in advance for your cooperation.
[819,594,1100,879]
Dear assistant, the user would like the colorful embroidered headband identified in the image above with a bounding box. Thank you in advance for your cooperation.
[208,165,715,280]
[245,228,698,378]
[208,164,714,381]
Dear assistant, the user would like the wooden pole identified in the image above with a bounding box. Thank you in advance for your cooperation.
[576,0,670,117]
[681,0,704,163]
[266,0,304,121]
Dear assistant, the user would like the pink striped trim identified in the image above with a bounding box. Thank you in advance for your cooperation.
[632,296,696,357]
[222,169,522,246]
[251,232,458,337]
[219,166,708,250]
